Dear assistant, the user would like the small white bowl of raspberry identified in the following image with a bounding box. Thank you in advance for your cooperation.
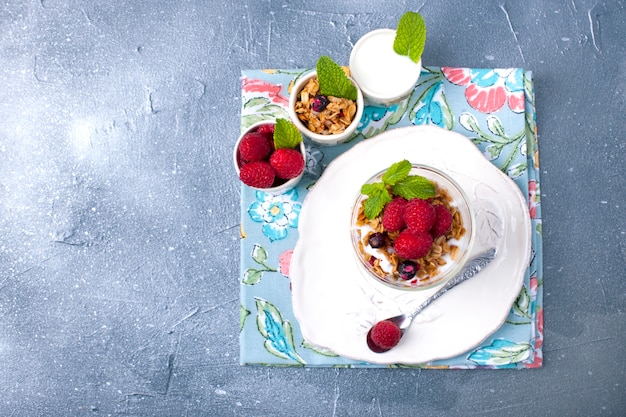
[234,120,306,195]
[288,70,364,146]
[351,164,476,291]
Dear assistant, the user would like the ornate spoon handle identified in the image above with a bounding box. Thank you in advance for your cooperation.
[408,247,497,321]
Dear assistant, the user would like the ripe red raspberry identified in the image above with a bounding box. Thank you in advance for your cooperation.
[394,229,433,259]
[382,197,407,232]
[238,132,272,163]
[431,204,453,237]
[266,137,276,154]
[403,198,436,234]
[269,148,304,179]
[370,320,402,350]
[256,123,275,136]
[255,124,275,153]
[239,161,275,188]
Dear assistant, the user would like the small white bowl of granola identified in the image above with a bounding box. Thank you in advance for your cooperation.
[289,70,364,146]
[350,162,475,291]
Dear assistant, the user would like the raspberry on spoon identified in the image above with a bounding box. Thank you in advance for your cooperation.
[368,320,402,352]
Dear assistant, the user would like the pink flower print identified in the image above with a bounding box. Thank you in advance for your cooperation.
[441,67,472,85]
[465,82,506,114]
[529,275,538,294]
[442,68,525,114]
[528,179,539,219]
[241,77,289,106]
[508,90,525,113]
[279,250,293,277]
[527,307,544,368]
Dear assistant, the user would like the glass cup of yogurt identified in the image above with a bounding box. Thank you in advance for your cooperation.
[349,28,423,106]
[350,164,475,291]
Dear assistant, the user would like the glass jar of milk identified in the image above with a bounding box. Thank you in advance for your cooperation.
[349,29,423,107]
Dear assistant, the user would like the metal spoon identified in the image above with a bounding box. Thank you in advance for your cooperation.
[366,247,497,353]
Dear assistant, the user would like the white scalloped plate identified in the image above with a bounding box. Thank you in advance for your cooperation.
[290,125,531,365]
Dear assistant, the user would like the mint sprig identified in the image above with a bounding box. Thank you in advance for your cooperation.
[361,159,435,219]
[391,175,435,200]
[361,182,392,219]
[274,118,303,149]
[393,11,427,64]
[316,55,358,101]
[382,160,412,185]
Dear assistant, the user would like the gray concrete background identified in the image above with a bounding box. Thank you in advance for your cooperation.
[1,1,624,416]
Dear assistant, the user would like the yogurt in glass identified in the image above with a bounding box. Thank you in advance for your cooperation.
[349,28,423,106]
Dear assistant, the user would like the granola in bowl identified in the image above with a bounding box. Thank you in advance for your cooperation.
[288,69,363,146]
[293,75,357,136]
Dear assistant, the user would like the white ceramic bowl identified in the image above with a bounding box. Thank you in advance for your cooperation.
[288,70,364,146]
[233,120,306,195]
[349,28,422,106]
[350,164,475,291]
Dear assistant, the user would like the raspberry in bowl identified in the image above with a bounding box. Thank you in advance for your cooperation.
[350,160,475,291]
[288,56,364,146]
[234,119,306,195]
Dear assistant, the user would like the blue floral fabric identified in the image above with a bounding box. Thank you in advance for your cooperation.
[239,67,543,368]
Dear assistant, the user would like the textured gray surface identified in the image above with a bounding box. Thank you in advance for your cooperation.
[1,1,625,416]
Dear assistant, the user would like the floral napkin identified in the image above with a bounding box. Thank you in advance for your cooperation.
[238,67,543,368]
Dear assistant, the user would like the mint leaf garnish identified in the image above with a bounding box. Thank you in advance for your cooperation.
[382,159,411,185]
[316,55,358,101]
[361,182,391,220]
[392,175,435,200]
[360,159,435,219]
[393,11,427,63]
[274,118,303,149]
